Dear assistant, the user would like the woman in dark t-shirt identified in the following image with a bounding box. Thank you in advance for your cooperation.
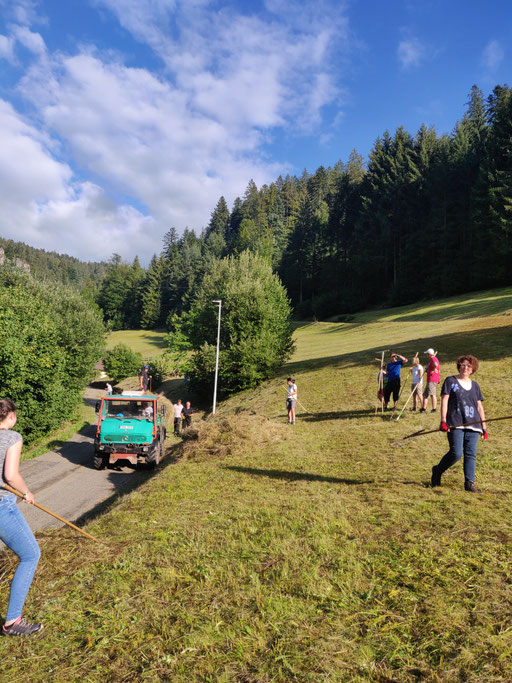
[0,399,42,636]
[431,355,487,492]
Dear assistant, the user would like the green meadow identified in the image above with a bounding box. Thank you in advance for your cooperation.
[105,328,168,358]
[1,288,512,681]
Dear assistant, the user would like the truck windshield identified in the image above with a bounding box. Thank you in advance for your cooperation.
[104,400,154,420]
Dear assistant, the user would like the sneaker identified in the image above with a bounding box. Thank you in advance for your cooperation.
[411,407,417,411]
[431,465,441,487]
[431,408,437,413]
[2,617,43,636]
[419,408,426,413]
[464,479,480,493]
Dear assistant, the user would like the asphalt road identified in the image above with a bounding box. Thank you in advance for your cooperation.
[13,387,145,535]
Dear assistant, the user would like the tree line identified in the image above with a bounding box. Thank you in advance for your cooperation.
[97,84,512,327]
[0,237,108,294]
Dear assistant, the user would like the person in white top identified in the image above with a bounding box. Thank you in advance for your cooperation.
[286,377,297,424]
[410,357,424,411]
[173,399,184,436]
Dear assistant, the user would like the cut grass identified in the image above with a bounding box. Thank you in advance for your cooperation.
[1,288,511,681]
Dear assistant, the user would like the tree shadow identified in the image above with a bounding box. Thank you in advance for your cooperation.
[284,323,512,374]
[74,440,185,527]
[223,465,372,485]
[300,408,382,422]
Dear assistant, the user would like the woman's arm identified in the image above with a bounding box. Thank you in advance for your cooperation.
[440,393,449,424]
[477,400,486,431]
[3,441,35,504]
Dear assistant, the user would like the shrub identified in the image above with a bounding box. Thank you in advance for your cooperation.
[186,251,294,398]
[103,344,142,382]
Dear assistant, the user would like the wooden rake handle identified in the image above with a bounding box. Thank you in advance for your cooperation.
[2,484,104,544]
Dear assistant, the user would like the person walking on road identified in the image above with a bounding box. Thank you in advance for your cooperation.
[0,399,42,636]
[421,348,440,412]
[286,378,297,424]
[383,353,408,409]
[431,355,487,492]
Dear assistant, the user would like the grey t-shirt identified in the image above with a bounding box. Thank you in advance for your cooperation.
[0,429,22,499]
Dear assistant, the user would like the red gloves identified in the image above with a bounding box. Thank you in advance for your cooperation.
[483,430,489,440]
[440,422,449,432]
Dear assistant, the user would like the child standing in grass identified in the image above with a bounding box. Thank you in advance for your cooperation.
[0,399,42,637]
[286,378,297,424]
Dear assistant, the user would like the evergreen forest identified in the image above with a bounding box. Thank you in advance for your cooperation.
[95,84,512,327]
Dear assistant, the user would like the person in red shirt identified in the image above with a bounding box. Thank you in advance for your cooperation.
[421,348,440,412]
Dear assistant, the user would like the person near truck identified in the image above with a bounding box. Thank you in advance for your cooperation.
[0,398,42,636]
[174,400,184,436]
[139,366,152,393]
[182,402,195,430]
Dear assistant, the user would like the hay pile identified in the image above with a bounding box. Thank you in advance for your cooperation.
[180,410,289,461]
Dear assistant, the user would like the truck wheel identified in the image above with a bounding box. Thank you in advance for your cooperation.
[146,445,160,468]
[93,452,107,470]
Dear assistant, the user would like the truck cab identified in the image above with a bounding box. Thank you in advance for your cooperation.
[94,392,166,469]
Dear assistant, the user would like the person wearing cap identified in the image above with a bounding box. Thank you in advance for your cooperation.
[139,365,152,394]
[383,352,408,409]
[421,348,440,412]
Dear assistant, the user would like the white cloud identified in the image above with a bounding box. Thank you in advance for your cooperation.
[11,24,46,55]
[397,37,425,69]
[482,39,504,70]
[0,98,153,263]
[0,34,15,61]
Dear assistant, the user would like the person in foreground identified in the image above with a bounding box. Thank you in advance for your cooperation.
[431,355,488,492]
[0,399,42,636]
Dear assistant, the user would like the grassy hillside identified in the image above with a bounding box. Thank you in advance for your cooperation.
[1,288,512,681]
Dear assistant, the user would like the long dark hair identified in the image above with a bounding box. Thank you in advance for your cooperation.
[0,399,17,421]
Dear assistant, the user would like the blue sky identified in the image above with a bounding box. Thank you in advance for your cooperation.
[0,0,510,264]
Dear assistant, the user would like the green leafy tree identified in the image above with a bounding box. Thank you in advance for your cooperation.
[0,266,104,444]
[103,344,143,382]
[186,251,294,397]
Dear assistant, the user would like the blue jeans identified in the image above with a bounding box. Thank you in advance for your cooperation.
[437,429,480,482]
[0,495,40,622]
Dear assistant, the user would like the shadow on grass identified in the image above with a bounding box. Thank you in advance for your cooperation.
[300,408,380,422]
[74,439,185,528]
[223,465,372,485]
[284,323,512,374]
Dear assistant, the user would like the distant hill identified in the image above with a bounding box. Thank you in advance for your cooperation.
[0,237,108,290]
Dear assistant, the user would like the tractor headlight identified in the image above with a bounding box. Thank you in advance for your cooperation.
[142,447,148,452]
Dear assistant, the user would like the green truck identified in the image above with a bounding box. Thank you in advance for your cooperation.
[94,393,166,469]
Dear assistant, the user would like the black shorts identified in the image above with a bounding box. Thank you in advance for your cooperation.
[384,379,400,403]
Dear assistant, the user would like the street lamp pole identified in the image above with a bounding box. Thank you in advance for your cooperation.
[212,299,222,415]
